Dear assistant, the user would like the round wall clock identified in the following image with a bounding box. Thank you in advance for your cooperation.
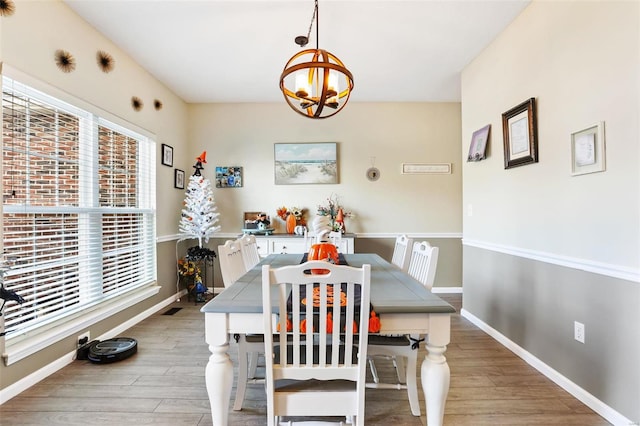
[366,167,381,181]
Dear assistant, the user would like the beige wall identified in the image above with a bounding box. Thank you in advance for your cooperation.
[461,1,639,422]
[187,102,462,235]
[188,101,464,290]
[462,0,639,267]
[0,0,188,391]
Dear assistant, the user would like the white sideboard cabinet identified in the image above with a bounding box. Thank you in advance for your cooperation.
[251,233,355,255]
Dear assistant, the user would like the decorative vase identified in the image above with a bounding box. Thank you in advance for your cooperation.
[286,214,297,234]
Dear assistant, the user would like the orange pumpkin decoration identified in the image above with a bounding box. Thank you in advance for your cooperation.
[368,310,381,333]
[286,213,297,234]
[326,312,333,333]
[307,242,339,274]
[345,321,358,334]
[276,317,292,332]
[300,318,314,333]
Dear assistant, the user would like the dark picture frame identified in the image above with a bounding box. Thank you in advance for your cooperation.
[174,168,185,189]
[467,124,491,162]
[502,98,538,169]
[161,143,174,167]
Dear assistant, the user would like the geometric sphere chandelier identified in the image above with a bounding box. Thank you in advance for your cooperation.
[279,0,354,119]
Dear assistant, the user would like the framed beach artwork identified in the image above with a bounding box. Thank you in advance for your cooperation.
[274,142,338,185]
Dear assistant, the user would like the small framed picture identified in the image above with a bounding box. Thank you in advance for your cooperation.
[467,124,491,162]
[571,122,605,176]
[502,98,538,169]
[161,143,173,167]
[174,168,185,189]
[215,166,243,188]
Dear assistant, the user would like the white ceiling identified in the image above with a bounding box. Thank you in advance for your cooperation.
[63,0,530,104]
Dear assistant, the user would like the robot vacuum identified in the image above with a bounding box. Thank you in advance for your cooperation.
[87,337,137,364]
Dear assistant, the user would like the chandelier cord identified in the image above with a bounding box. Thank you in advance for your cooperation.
[315,0,319,50]
[303,0,318,49]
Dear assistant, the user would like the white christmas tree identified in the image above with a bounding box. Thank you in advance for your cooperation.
[179,153,220,247]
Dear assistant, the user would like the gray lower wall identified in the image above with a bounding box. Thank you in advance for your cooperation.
[462,245,640,422]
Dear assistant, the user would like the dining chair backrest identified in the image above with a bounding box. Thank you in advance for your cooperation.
[391,234,414,272]
[262,261,371,426]
[303,228,316,252]
[218,239,247,288]
[326,231,342,250]
[238,234,261,271]
[305,229,343,253]
[407,241,439,290]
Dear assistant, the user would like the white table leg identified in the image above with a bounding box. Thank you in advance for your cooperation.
[205,313,233,426]
[421,313,451,426]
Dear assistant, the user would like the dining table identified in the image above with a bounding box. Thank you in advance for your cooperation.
[201,253,456,426]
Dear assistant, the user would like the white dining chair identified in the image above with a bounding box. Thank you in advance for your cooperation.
[218,240,247,288]
[390,234,414,272]
[326,231,342,250]
[218,239,264,411]
[365,240,440,417]
[407,240,439,290]
[303,228,317,252]
[262,261,371,426]
[238,234,261,270]
[366,234,414,390]
[306,229,343,252]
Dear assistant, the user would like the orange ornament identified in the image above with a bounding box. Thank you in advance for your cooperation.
[277,317,292,332]
[300,318,314,333]
[368,310,381,333]
[345,321,358,334]
[326,312,333,333]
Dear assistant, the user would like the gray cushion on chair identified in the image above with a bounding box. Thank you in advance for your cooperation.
[367,335,411,346]
[274,378,356,392]
[244,334,264,343]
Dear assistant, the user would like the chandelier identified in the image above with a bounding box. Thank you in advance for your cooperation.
[279,0,354,119]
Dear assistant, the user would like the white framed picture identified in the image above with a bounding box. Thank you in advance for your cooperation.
[571,122,605,176]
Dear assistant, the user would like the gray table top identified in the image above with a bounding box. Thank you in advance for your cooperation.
[201,253,456,315]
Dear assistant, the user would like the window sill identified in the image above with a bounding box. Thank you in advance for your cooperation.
[3,285,159,366]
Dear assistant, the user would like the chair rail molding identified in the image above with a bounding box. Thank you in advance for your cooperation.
[356,232,462,239]
[463,239,639,283]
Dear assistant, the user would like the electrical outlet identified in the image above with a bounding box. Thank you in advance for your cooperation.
[467,204,473,217]
[77,332,90,347]
[574,321,585,343]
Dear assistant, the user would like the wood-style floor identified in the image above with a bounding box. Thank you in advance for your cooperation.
[0,294,610,425]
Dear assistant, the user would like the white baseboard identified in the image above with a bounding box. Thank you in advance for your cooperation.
[431,286,463,294]
[460,308,634,426]
[0,291,185,405]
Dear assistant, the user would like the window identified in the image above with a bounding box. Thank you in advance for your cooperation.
[1,75,156,341]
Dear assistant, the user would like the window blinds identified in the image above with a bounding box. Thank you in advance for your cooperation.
[1,76,156,336]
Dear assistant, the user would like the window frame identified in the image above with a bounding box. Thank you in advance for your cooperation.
[1,66,157,365]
